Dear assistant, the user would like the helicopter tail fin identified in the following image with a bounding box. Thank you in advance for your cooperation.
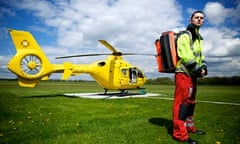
[7,29,54,87]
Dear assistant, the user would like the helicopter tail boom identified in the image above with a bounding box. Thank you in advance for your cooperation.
[7,29,64,87]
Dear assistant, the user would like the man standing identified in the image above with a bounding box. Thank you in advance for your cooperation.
[172,10,207,144]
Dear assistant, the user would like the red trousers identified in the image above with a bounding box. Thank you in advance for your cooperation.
[172,73,197,141]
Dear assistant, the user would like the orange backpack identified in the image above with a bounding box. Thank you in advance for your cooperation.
[155,31,191,73]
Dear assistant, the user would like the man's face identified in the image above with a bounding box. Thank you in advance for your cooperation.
[190,13,204,27]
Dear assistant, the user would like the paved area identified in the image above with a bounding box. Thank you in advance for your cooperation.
[64,92,160,99]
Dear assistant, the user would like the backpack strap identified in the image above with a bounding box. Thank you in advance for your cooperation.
[177,30,193,50]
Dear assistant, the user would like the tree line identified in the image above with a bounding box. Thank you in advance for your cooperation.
[1,76,240,85]
[146,76,240,85]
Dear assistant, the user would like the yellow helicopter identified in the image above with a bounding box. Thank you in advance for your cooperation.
[7,29,153,94]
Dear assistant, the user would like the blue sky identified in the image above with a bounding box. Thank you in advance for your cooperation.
[0,0,240,80]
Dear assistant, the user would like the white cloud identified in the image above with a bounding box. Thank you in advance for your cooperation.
[11,0,183,51]
[204,1,240,26]
[202,27,240,56]
[199,1,240,77]
[16,0,57,19]
[204,2,228,25]
[202,26,240,77]
[1,0,240,79]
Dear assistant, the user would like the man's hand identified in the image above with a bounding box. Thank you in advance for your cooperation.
[201,69,206,77]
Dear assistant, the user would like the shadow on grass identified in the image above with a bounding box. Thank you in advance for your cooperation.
[149,117,172,135]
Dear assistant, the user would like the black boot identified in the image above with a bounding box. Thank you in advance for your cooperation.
[192,130,206,135]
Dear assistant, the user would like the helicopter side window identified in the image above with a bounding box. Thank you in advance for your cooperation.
[137,69,144,78]
[129,68,137,83]
[98,61,106,66]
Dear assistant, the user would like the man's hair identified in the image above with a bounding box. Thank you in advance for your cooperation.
[191,10,204,19]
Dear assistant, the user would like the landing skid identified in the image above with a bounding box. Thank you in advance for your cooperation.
[103,88,146,96]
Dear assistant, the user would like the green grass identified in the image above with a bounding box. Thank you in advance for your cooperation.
[0,81,240,144]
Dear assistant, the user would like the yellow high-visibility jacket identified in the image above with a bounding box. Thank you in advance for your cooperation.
[175,31,206,77]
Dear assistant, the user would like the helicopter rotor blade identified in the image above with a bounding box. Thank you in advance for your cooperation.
[55,53,111,59]
[98,40,156,56]
[98,40,119,54]
[122,53,156,56]
[55,52,156,59]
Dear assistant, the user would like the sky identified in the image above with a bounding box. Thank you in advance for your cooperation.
[0,0,240,80]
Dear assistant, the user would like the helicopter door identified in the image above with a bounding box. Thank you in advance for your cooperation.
[129,68,137,83]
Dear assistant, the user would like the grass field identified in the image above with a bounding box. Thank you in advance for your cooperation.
[0,80,239,144]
